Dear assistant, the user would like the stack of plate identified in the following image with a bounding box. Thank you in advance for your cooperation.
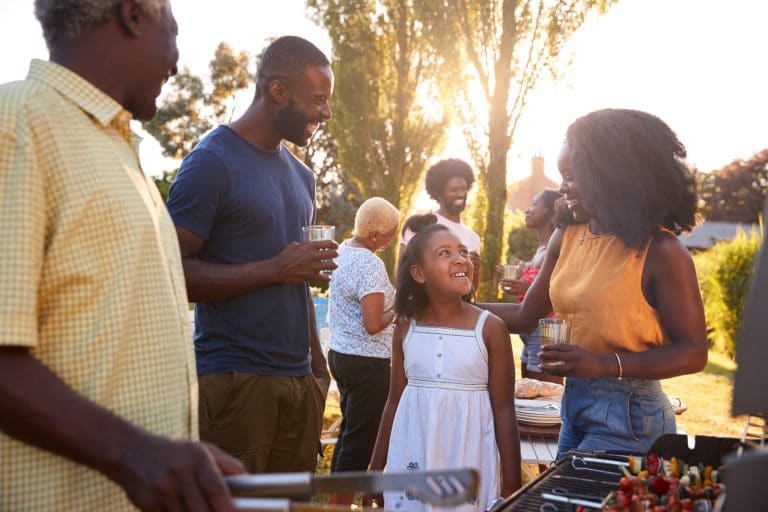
[515,399,561,426]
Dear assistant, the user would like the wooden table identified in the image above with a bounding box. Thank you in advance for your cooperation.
[517,422,560,480]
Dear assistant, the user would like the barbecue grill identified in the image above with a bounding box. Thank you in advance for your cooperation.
[493,454,623,510]
[494,433,746,511]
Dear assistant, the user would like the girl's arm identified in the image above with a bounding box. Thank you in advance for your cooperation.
[368,319,408,471]
[484,313,522,496]
[479,228,563,333]
[360,292,396,335]
[541,232,708,380]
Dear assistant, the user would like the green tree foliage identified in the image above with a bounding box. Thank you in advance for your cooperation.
[152,169,177,202]
[698,149,768,223]
[414,0,615,299]
[506,223,539,264]
[144,42,251,161]
[306,0,450,272]
[292,125,363,240]
[693,228,762,361]
[142,42,251,200]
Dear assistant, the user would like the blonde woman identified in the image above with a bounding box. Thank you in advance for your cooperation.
[327,197,400,500]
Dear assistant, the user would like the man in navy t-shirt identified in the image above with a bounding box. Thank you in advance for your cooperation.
[166,36,336,473]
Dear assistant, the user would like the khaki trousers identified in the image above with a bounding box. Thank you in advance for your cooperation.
[199,372,324,473]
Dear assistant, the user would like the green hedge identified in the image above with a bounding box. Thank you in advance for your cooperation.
[693,228,762,360]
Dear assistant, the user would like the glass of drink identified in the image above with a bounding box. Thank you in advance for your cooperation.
[301,225,336,276]
[501,263,522,280]
[538,318,572,366]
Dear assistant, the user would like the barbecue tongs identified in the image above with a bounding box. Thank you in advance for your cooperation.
[227,468,479,511]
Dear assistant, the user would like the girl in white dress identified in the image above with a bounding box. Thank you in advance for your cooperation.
[368,224,522,512]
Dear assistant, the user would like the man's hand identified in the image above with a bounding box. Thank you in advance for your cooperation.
[314,371,331,401]
[274,241,339,284]
[116,436,245,512]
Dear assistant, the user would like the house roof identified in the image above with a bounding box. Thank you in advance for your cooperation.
[678,221,759,249]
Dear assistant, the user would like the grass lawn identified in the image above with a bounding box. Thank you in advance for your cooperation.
[663,349,747,439]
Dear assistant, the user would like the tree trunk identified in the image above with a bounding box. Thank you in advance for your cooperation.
[478,106,511,301]
[477,0,515,301]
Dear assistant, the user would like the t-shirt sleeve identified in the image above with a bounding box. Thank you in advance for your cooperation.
[469,229,481,254]
[0,131,44,347]
[166,147,228,240]
[354,255,392,300]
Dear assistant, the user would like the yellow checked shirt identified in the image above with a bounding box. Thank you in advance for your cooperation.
[0,60,197,511]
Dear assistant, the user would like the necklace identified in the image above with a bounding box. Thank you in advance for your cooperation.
[578,225,588,245]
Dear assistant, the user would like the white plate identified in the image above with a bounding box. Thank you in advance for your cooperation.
[515,406,560,415]
[517,415,562,426]
[515,407,560,418]
[515,399,560,408]
[516,415,561,424]
[516,407,560,415]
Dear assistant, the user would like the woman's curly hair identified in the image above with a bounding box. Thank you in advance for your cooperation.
[565,108,699,249]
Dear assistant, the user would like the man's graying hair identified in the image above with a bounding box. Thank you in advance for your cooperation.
[35,0,166,48]
[255,36,330,99]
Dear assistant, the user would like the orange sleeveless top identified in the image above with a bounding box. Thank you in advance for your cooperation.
[549,224,667,354]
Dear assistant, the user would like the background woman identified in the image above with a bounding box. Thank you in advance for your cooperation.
[327,197,400,502]
[499,189,563,383]
[483,109,707,457]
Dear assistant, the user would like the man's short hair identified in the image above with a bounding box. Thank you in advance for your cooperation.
[35,0,167,48]
[424,158,475,201]
[354,197,401,238]
[255,36,330,99]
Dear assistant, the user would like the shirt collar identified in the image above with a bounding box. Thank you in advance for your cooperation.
[27,59,132,129]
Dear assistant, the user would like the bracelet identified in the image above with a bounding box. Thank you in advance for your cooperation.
[614,352,624,381]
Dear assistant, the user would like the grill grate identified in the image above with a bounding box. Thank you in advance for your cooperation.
[500,455,623,511]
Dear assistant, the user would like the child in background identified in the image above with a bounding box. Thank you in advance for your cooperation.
[369,224,522,511]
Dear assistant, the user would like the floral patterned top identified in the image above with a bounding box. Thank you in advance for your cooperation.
[328,241,394,359]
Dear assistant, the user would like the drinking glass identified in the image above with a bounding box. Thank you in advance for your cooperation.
[538,318,572,366]
[301,225,336,276]
[501,263,522,280]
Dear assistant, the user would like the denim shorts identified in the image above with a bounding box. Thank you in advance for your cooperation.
[556,377,676,459]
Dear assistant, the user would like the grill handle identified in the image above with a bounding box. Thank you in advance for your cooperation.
[228,473,313,498]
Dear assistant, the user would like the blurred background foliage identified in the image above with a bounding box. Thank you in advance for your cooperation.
[693,226,763,361]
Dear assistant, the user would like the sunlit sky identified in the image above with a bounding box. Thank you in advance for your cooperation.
[2,0,767,189]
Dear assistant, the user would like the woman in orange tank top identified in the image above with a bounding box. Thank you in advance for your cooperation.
[483,109,707,457]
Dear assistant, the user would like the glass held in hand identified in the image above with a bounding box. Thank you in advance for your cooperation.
[538,318,572,367]
[301,225,336,276]
[501,263,522,280]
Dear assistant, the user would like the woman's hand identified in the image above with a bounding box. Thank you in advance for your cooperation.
[499,278,530,296]
[537,344,614,379]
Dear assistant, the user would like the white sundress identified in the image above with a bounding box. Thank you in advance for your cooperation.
[384,310,499,512]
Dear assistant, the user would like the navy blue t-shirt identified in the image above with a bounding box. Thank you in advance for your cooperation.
[167,125,315,376]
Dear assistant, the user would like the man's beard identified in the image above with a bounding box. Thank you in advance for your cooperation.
[444,199,466,215]
[276,100,311,146]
